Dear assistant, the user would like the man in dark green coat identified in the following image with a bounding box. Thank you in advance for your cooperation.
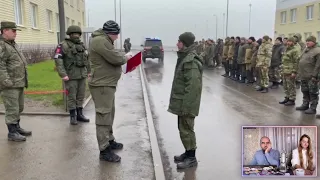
[54,25,90,125]
[168,32,203,169]
[88,20,131,162]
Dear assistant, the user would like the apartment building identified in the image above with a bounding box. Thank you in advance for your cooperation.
[0,0,86,46]
[274,0,320,42]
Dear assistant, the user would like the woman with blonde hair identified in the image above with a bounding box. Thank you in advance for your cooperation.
[291,134,316,175]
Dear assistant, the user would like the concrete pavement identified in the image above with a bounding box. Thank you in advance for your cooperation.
[0,69,155,180]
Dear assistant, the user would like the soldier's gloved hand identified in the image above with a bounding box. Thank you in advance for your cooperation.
[62,76,69,81]
[291,73,296,78]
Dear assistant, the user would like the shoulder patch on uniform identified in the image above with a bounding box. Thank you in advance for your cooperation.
[54,44,63,59]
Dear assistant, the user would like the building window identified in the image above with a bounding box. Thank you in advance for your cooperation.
[290,8,297,22]
[306,5,313,20]
[71,19,75,25]
[281,11,286,24]
[30,3,38,28]
[304,32,312,40]
[47,10,53,31]
[14,0,23,25]
[66,17,70,27]
[56,13,60,32]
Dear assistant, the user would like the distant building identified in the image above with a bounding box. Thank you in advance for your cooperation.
[0,0,86,46]
[274,0,320,42]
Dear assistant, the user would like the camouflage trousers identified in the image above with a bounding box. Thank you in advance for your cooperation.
[283,74,296,100]
[89,86,116,151]
[301,79,319,109]
[0,88,24,124]
[269,66,281,83]
[222,58,229,74]
[65,79,86,110]
[178,115,197,150]
[259,66,269,88]
[239,64,246,78]
[253,67,261,86]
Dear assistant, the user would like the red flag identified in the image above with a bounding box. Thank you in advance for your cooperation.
[122,52,142,74]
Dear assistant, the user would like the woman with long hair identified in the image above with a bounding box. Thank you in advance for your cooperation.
[291,134,316,175]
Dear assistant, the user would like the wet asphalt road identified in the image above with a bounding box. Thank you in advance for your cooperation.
[143,52,320,180]
[0,70,154,180]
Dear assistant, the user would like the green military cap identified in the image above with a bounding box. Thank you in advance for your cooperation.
[0,21,21,31]
[287,37,296,43]
[263,35,270,41]
[306,35,317,43]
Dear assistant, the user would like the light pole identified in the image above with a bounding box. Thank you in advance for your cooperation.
[226,0,229,37]
[249,3,252,36]
[223,13,225,38]
[213,14,218,41]
[119,0,123,51]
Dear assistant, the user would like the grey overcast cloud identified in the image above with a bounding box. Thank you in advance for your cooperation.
[85,0,276,46]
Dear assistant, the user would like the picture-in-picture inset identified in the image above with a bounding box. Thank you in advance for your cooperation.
[242,126,317,177]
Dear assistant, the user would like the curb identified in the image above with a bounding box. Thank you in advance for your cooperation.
[0,95,92,116]
[139,65,166,180]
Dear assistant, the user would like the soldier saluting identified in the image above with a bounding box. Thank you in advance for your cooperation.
[0,21,31,141]
[54,25,90,125]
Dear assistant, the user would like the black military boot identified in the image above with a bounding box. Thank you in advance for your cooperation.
[261,88,269,93]
[256,86,263,91]
[239,77,246,83]
[16,120,32,136]
[305,100,317,114]
[99,146,121,162]
[7,124,26,142]
[76,107,90,122]
[279,98,289,104]
[69,109,77,125]
[316,114,320,119]
[271,82,279,89]
[174,151,187,162]
[284,100,295,106]
[109,140,123,150]
[296,103,309,111]
[177,150,198,169]
[305,108,316,114]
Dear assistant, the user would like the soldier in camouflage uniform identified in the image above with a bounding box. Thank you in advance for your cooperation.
[0,21,31,142]
[278,37,288,86]
[204,39,216,69]
[252,39,262,88]
[279,37,301,106]
[169,32,203,169]
[293,33,306,89]
[296,36,320,114]
[54,25,90,125]
[256,35,273,93]
[227,37,235,78]
[222,37,230,77]
[269,37,285,89]
[215,39,223,68]
[237,37,247,83]
[232,37,240,81]
[245,37,256,84]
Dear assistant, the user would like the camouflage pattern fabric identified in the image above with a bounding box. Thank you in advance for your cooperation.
[178,116,196,150]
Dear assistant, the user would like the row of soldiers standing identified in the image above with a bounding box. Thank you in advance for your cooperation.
[216,33,320,115]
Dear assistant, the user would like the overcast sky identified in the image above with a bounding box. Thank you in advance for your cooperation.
[85,0,276,46]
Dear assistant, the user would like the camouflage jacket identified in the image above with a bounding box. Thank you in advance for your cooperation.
[282,45,301,74]
[256,41,272,67]
[244,43,254,64]
[168,44,203,117]
[222,42,230,59]
[298,46,320,80]
[251,45,260,67]
[0,35,28,90]
[227,42,235,60]
[54,38,90,80]
[88,29,127,87]
[204,44,216,60]
[237,43,247,64]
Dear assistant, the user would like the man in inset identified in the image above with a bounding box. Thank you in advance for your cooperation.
[169,32,203,169]
[0,21,31,142]
[250,136,280,167]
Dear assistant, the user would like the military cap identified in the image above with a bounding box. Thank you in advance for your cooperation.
[240,37,246,41]
[287,37,296,43]
[263,35,270,41]
[248,37,256,42]
[306,35,317,43]
[0,21,21,31]
[66,25,82,35]
[179,32,195,47]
